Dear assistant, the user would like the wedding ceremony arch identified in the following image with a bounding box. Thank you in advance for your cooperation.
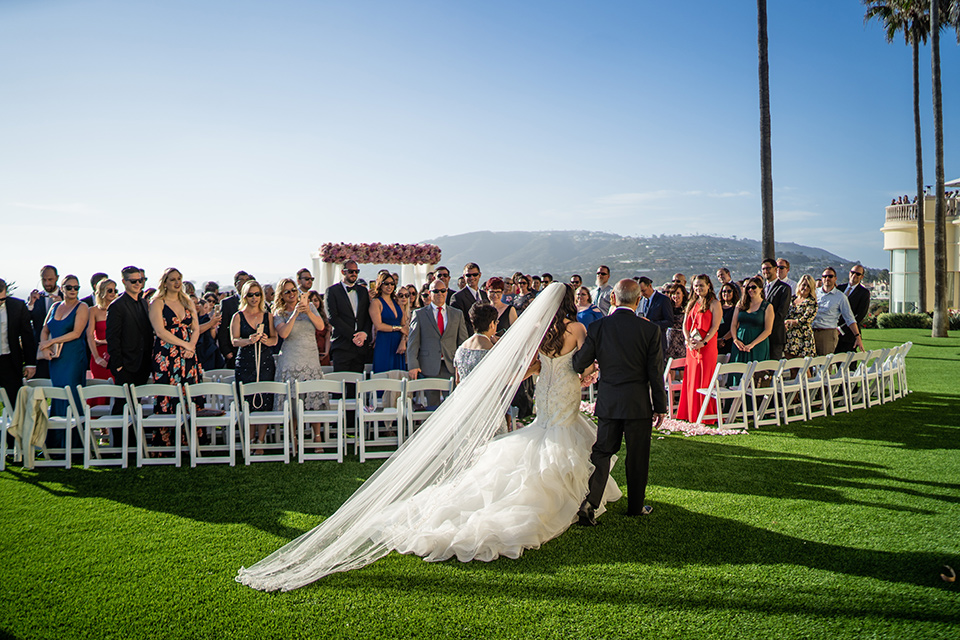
[310,242,441,290]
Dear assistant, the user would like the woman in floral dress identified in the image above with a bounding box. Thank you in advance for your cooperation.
[784,274,818,359]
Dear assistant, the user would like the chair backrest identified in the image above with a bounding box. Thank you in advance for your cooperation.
[77,383,128,403]
[664,357,685,385]
[324,371,365,384]
[238,381,290,397]
[750,359,783,377]
[85,378,115,387]
[131,383,184,401]
[294,379,344,397]
[826,352,853,378]
[26,378,53,388]
[0,387,14,420]
[368,371,407,381]
[405,378,454,394]
[779,357,810,382]
[356,378,406,395]
[203,368,235,383]
[184,381,237,403]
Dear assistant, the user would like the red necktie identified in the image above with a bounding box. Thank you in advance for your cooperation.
[437,307,444,335]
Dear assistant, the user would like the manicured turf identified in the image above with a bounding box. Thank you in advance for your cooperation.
[1,329,958,639]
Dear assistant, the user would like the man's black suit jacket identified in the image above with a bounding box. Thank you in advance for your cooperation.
[105,292,154,376]
[836,282,870,352]
[29,296,54,343]
[765,279,791,349]
[324,282,373,358]
[572,308,667,420]
[451,287,489,335]
[3,297,37,370]
[217,294,241,363]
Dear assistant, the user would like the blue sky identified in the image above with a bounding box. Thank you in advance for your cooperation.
[1,0,957,294]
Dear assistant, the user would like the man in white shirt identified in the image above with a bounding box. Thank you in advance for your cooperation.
[594,266,613,315]
[812,267,863,355]
[777,258,797,294]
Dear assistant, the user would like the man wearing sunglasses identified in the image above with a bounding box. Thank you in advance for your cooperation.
[594,266,613,315]
[408,278,468,406]
[218,270,252,370]
[452,263,488,334]
[106,266,155,416]
[324,260,372,375]
[296,268,315,296]
[812,267,863,355]
[835,265,870,354]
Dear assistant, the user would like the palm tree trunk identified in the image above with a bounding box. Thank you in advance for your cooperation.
[911,29,927,313]
[757,0,775,261]
[930,0,948,337]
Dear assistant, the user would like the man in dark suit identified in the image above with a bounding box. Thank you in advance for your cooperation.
[836,265,871,353]
[760,259,791,360]
[572,279,667,522]
[218,271,251,370]
[106,266,154,417]
[0,279,37,417]
[324,260,372,374]
[636,276,674,361]
[451,262,488,334]
[407,279,468,406]
[28,265,60,379]
[433,266,456,304]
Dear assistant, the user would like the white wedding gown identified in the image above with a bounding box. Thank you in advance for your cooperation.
[379,349,622,563]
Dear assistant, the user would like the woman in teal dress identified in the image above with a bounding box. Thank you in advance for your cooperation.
[730,276,774,366]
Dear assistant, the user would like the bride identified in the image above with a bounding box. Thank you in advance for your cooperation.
[237,283,621,591]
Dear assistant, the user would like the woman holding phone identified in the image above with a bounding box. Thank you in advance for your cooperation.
[274,277,328,415]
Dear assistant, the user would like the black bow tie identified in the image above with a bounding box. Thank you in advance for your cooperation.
[346,285,360,293]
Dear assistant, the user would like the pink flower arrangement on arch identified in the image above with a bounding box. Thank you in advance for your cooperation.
[319,242,441,265]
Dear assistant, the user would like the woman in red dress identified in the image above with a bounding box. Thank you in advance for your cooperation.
[676,274,722,424]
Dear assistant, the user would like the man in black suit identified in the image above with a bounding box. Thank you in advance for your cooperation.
[218,271,251,370]
[636,276,674,361]
[106,266,154,417]
[836,265,871,353]
[324,260,372,374]
[28,265,60,379]
[572,279,667,522]
[760,259,791,360]
[451,262,488,334]
[432,266,456,304]
[0,279,37,417]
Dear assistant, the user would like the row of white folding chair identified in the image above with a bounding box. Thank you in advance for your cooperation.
[0,384,83,469]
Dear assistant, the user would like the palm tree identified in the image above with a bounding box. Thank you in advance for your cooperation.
[757,0,775,261]
[863,0,930,312]
[930,0,949,337]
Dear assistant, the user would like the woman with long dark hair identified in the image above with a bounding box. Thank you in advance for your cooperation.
[676,275,722,424]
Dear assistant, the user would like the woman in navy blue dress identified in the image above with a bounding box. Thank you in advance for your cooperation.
[369,273,407,373]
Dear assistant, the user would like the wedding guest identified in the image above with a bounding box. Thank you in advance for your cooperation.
[434,266,455,299]
[296,268,315,295]
[274,278,328,441]
[569,274,582,289]
[594,266,613,314]
[29,265,60,379]
[407,279,468,406]
[307,291,331,366]
[39,275,89,447]
[664,283,688,361]
[263,284,275,307]
[182,281,196,297]
[86,278,117,383]
[106,266,153,418]
[716,282,740,355]
[541,273,553,287]
[218,270,252,369]
[812,267,863,355]
[730,276,774,367]
[80,272,109,309]
[232,280,278,424]
[404,285,421,310]
[776,258,797,294]
[452,263,488,333]
[485,277,518,336]
[716,267,741,296]
[530,275,542,293]
[0,278,37,416]
[575,286,604,330]
[324,260,372,375]
[203,281,220,298]
[195,294,223,372]
[418,285,431,310]
[677,275,721,424]
[453,303,513,435]
[503,273,521,305]
[511,275,536,314]
[785,275,817,359]
[673,273,687,290]
[835,265,870,354]
[369,272,407,374]
[636,276,674,361]
[148,268,202,451]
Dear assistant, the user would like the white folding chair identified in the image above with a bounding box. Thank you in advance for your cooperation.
[356,378,405,462]
[239,381,292,464]
[881,344,904,401]
[130,383,187,467]
[323,371,365,443]
[26,378,52,388]
[803,355,830,420]
[663,357,685,419]
[404,378,454,437]
[844,351,870,411]
[695,361,753,430]
[778,357,810,424]
[863,349,889,407]
[745,359,784,429]
[203,368,235,384]
[77,383,133,468]
[0,388,14,471]
[295,379,345,463]
[824,352,853,415]
[184,382,240,467]
[27,386,82,469]
[898,342,913,394]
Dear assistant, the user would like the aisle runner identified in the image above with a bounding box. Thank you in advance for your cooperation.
[580,402,747,437]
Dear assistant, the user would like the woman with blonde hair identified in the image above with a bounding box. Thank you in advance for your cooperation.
[274,277,328,422]
[86,278,118,384]
[785,274,818,359]
[232,280,278,424]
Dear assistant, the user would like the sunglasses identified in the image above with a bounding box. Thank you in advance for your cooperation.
[821,274,835,279]
[850,270,863,276]
[436,273,450,278]
[465,273,480,278]
[745,285,759,291]
[126,278,145,284]
[383,281,395,286]
[63,285,80,291]
[105,288,116,294]
[777,265,788,270]
[299,276,314,281]
[282,289,297,295]
[246,292,262,298]
[432,288,448,294]
[596,272,608,276]
[488,289,503,294]
[344,269,360,274]
[396,293,409,299]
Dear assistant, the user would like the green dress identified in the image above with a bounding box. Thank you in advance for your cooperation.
[732,300,770,364]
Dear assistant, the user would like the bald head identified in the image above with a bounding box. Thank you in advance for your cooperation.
[611,278,641,310]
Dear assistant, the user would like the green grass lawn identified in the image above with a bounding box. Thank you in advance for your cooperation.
[2,329,958,639]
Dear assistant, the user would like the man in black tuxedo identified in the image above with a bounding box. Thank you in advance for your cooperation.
[836,265,871,353]
[760,259,791,360]
[0,279,37,418]
[432,266,456,304]
[572,279,666,522]
[28,265,60,379]
[451,262,488,334]
[636,276,674,361]
[324,260,372,374]
[218,271,251,370]
[106,266,154,417]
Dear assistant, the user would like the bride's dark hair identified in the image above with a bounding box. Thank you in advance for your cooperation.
[540,284,578,356]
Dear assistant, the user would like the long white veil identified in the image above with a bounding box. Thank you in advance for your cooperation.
[236,283,566,591]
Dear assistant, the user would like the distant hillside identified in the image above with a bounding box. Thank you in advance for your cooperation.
[423,231,886,284]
